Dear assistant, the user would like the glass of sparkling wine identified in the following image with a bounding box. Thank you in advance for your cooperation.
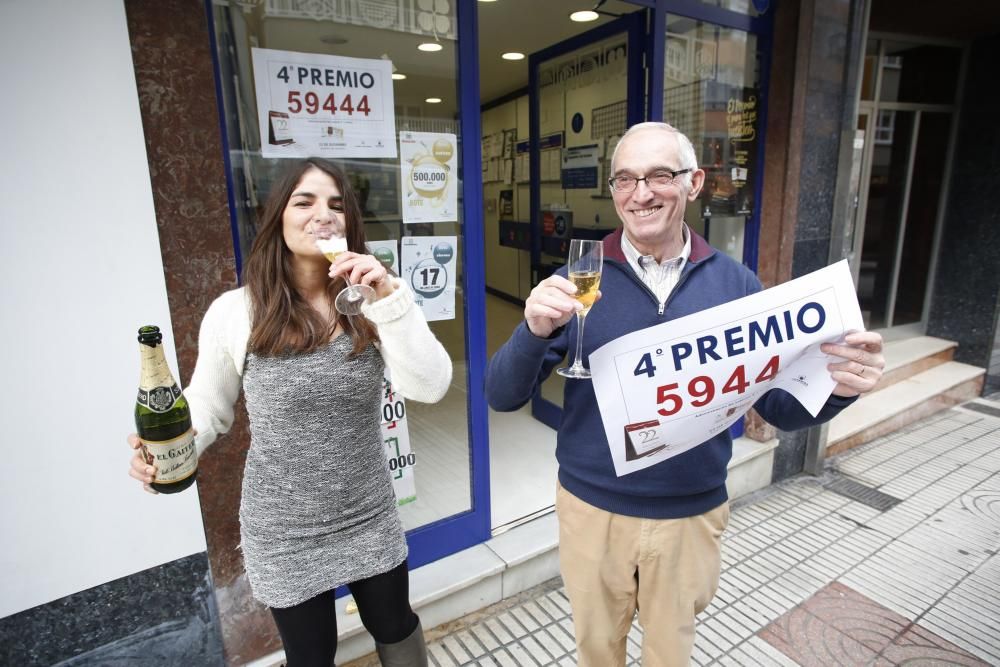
[557,239,603,379]
[313,225,376,316]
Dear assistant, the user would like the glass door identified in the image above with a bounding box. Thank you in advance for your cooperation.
[527,11,645,428]
[661,13,762,268]
[854,37,962,331]
[205,0,490,581]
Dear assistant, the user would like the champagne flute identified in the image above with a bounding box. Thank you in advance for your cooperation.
[312,224,376,316]
[557,239,603,379]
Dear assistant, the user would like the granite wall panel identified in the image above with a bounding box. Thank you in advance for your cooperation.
[927,35,1000,376]
[767,0,866,482]
[0,554,221,666]
[123,1,276,664]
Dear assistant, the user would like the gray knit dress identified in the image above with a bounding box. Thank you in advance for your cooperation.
[239,335,408,609]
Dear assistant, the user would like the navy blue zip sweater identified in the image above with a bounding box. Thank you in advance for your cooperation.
[485,228,856,519]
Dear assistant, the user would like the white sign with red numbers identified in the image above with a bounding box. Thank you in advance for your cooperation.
[590,260,864,477]
[380,368,416,506]
[252,48,397,158]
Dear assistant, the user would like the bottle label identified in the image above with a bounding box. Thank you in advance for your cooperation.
[141,429,197,484]
[136,384,182,413]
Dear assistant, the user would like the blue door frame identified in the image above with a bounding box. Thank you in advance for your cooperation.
[526,9,646,431]
[203,0,492,578]
[403,0,492,569]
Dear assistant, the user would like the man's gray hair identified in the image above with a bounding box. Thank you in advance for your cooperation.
[610,122,698,188]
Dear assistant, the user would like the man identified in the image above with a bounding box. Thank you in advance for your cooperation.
[485,122,884,666]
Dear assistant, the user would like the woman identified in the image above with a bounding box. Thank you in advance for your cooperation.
[128,158,450,666]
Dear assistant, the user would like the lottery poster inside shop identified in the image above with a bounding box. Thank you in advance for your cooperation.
[251,48,459,323]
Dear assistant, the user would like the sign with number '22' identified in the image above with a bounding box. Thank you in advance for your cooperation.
[590,260,864,477]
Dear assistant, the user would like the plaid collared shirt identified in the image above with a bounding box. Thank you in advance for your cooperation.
[620,226,691,308]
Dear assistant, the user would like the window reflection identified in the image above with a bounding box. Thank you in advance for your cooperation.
[663,15,760,264]
[209,0,472,531]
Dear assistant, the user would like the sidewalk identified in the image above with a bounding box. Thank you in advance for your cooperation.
[350,394,1000,666]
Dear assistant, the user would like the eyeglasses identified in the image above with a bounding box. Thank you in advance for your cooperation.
[608,169,693,193]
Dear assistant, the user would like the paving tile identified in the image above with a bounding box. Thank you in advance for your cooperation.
[731,598,776,628]
[690,640,715,664]
[532,627,568,662]
[709,608,758,642]
[518,634,556,664]
[454,629,486,658]
[549,590,572,615]
[878,622,991,666]
[501,640,539,666]
[796,582,909,653]
[441,634,474,664]
[468,623,500,652]
[487,648,518,667]
[695,622,731,656]
[429,641,456,666]
[740,636,803,666]
[534,594,565,622]
[484,617,514,644]
[509,606,539,633]
[545,622,576,654]
[758,602,879,667]
[921,604,1000,656]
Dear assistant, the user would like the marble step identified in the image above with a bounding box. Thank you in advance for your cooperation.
[826,360,985,457]
[878,335,956,390]
[245,436,778,666]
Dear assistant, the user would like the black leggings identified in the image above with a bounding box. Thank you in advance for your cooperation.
[270,560,418,667]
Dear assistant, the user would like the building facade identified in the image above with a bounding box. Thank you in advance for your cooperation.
[1,0,997,664]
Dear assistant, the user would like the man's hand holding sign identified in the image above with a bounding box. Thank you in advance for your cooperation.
[823,331,885,397]
[485,122,883,667]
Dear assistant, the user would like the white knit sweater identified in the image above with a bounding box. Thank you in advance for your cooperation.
[185,278,453,455]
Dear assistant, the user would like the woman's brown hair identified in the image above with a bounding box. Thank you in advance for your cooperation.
[244,158,379,357]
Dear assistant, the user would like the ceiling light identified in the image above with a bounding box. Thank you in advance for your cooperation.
[501,52,525,61]
[425,97,442,104]
[570,10,599,22]
[392,73,407,80]
[418,42,443,52]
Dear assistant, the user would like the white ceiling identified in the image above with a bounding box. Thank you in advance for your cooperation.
[251,0,646,115]
[475,0,644,101]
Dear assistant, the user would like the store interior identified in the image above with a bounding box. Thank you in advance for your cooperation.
[210,0,759,535]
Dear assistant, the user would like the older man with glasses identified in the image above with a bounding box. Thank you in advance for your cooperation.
[486,122,884,666]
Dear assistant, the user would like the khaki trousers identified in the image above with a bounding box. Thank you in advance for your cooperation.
[555,483,729,667]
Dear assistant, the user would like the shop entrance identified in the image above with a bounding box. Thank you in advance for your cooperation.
[852,36,963,333]
[480,1,770,530]
[479,2,647,531]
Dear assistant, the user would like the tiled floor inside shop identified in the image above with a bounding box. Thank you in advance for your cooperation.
[348,396,1000,666]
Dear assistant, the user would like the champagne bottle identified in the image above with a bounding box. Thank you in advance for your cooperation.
[135,325,197,493]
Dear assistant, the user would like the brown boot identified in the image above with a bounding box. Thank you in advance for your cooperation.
[374,619,427,667]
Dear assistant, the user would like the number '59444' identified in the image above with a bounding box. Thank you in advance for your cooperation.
[287,91,371,116]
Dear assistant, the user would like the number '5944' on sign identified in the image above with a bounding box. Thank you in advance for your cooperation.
[639,354,781,417]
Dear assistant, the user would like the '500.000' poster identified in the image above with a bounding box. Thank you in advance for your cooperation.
[401,132,458,223]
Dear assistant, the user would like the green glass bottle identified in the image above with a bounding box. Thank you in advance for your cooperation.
[135,325,197,493]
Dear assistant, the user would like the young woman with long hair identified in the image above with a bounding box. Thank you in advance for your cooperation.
[128,158,449,666]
